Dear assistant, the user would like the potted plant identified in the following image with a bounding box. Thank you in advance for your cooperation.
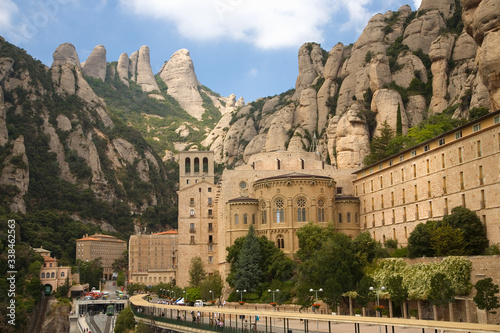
[381,309,389,317]
[239,301,245,305]
[270,302,277,307]
[409,309,418,319]
[373,305,385,313]
[354,308,362,316]
[312,303,321,309]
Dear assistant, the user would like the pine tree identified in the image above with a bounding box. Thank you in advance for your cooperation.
[234,225,262,291]
[396,103,403,135]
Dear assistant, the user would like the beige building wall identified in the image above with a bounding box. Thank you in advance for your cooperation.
[76,234,127,280]
[34,247,72,293]
[216,151,360,283]
[128,231,177,285]
[354,111,500,246]
[177,151,219,288]
[174,111,500,294]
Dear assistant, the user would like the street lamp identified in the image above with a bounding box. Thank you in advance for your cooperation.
[209,290,214,301]
[160,288,164,298]
[370,286,386,333]
[309,288,323,303]
[236,289,247,302]
[268,289,279,303]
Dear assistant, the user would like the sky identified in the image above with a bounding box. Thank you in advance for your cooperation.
[0,0,422,103]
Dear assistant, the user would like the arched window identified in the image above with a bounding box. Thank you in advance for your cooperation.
[276,159,281,170]
[61,272,65,277]
[300,159,305,169]
[317,198,325,222]
[275,199,285,223]
[194,157,200,173]
[243,213,248,224]
[185,157,191,173]
[235,214,239,224]
[51,272,55,278]
[41,272,45,278]
[276,235,285,249]
[203,157,209,173]
[347,212,351,223]
[252,214,255,224]
[260,201,267,224]
[296,198,307,222]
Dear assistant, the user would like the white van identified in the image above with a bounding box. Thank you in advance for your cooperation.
[194,300,204,307]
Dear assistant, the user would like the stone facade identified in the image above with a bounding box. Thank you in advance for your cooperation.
[176,150,360,287]
[34,247,73,294]
[177,151,219,287]
[128,231,177,285]
[174,110,500,294]
[353,110,500,247]
[76,234,127,280]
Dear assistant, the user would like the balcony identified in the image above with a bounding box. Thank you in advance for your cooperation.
[189,228,196,233]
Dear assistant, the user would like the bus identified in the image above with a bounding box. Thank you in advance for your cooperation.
[116,290,124,298]
[106,305,114,316]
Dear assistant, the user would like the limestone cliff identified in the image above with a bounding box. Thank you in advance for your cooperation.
[205,0,496,169]
[0,39,174,232]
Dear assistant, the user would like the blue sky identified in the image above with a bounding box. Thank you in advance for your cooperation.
[1,0,421,103]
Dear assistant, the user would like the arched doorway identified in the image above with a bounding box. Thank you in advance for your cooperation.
[44,284,52,295]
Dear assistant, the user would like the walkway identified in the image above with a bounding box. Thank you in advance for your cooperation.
[129,295,500,333]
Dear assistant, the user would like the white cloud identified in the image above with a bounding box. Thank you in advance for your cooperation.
[337,0,374,36]
[413,0,422,10]
[247,68,258,77]
[0,0,18,31]
[119,0,334,49]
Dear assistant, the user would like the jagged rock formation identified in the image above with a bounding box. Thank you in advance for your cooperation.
[0,38,173,228]
[158,49,205,119]
[117,52,130,86]
[0,136,29,213]
[462,0,500,110]
[136,45,161,94]
[82,44,107,81]
[204,0,496,168]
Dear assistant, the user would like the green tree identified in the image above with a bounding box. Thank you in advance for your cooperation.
[352,232,389,268]
[55,277,71,298]
[442,207,488,255]
[189,256,206,288]
[473,278,500,320]
[428,273,455,318]
[386,275,408,316]
[200,270,224,302]
[77,258,103,290]
[114,307,135,333]
[297,231,363,309]
[112,250,128,273]
[430,225,467,256]
[407,220,437,258]
[396,103,402,135]
[135,321,150,333]
[296,222,336,261]
[363,122,396,166]
[233,225,262,291]
[116,271,125,287]
[355,275,376,309]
